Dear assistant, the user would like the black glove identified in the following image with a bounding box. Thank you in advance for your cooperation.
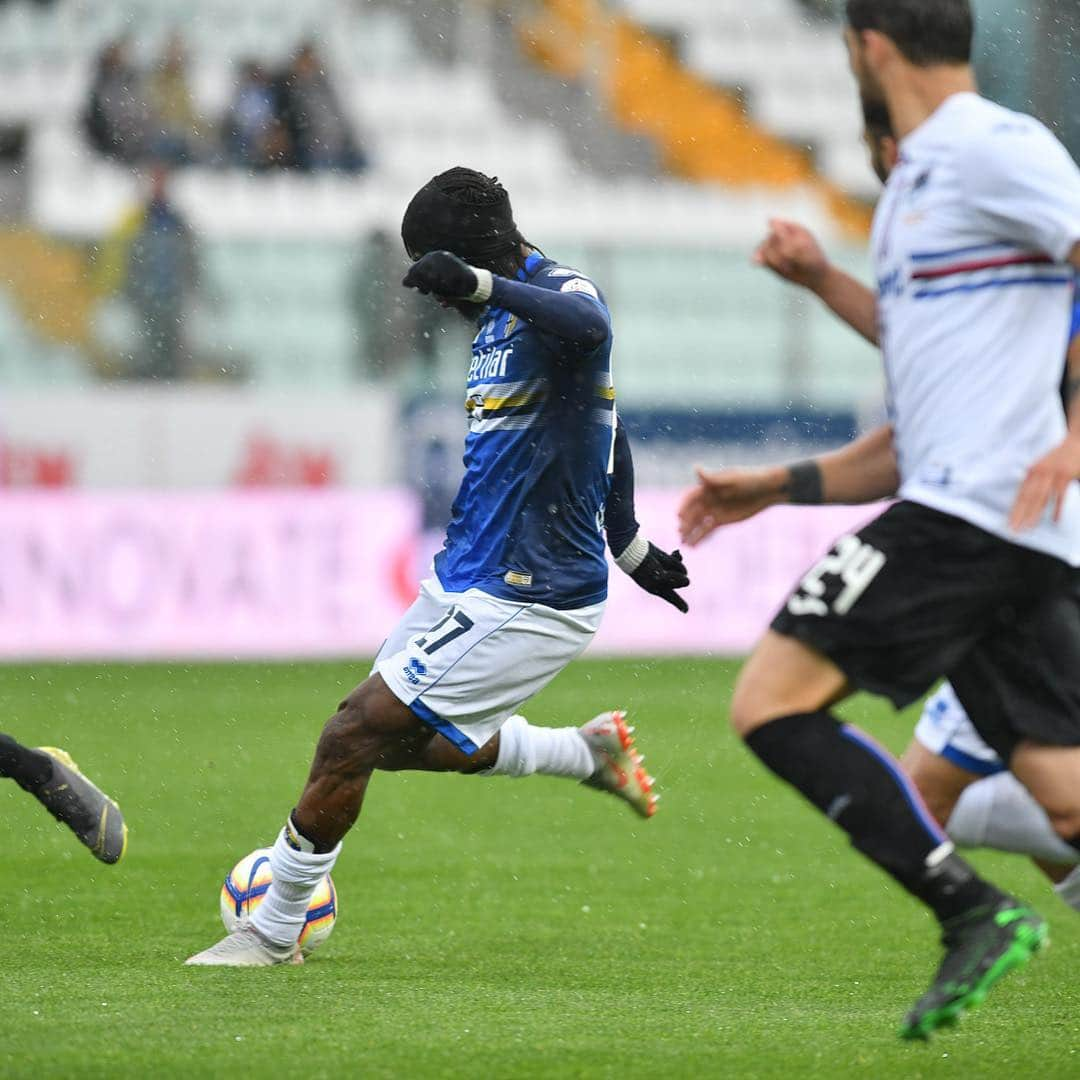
[402,250,484,300]
[620,540,690,613]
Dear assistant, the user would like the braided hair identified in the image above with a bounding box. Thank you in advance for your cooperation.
[401,167,531,277]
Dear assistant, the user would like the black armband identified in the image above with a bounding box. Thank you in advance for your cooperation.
[787,460,824,505]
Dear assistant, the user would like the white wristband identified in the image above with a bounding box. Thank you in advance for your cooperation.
[615,532,649,575]
[467,267,493,304]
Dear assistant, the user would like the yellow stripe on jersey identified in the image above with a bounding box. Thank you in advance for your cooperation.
[483,390,548,411]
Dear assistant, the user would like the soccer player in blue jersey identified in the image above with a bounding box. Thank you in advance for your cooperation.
[188,167,689,966]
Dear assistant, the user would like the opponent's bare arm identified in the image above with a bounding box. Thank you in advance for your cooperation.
[755,218,879,345]
[678,424,898,547]
[1010,323,1080,530]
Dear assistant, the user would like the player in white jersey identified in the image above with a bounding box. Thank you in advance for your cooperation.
[681,0,1080,1040]
[708,101,1080,915]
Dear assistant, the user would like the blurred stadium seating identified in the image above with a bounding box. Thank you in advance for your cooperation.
[0,0,872,419]
[0,0,1075,470]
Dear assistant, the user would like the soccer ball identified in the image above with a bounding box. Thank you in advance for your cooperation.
[219,848,338,956]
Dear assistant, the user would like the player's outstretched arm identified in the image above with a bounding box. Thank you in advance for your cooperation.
[678,424,899,547]
[606,418,690,613]
[754,218,879,345]
[403,250,609,349]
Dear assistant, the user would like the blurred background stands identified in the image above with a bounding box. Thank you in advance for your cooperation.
[0,0,1076,482]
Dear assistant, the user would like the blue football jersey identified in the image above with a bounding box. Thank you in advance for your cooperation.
[434,252,615,609]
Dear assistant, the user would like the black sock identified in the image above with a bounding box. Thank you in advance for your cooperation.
[745,712,1003,924]
[0,733,54,790]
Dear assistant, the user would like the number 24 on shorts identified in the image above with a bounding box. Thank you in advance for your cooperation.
[788,535,887,618]
[415,606,476,655]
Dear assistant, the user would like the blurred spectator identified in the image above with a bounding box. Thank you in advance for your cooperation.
[84,39,148,163]
[125,167,200,380]
[144,34,211,165]
[276,43,366,172]
[352,229,442,379]
[224,62,290,170]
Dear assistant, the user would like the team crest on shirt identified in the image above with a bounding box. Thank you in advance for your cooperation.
[466,393,486,420]
[559,277,599,299]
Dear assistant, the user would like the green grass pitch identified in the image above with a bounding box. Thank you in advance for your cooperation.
[1,660,1077,1079]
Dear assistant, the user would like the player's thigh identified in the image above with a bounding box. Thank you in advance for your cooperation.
[377,588,603,756]
[730,630,850,735]
[768,501,1029,714]
[899,740,980,827]
[314,673,431,773]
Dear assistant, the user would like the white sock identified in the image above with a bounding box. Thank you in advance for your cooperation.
[484,714,595,780]
[1054,865,1080,912]
[947,772,1080,865]
[250,818,342,947]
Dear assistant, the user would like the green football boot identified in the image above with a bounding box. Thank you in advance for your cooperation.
[901,898,1048,1040]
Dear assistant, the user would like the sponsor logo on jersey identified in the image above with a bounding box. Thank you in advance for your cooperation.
[504,570,533,587]
[468,343,515,382]
[559,277,600,299]
[545,267,581,278]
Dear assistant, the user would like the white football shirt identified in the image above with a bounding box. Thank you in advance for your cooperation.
[872,92,1080,564]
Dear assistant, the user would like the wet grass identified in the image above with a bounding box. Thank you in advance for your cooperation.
[1,660,1077,1078]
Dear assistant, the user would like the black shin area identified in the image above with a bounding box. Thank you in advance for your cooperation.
[745,712,1003,922]
[0,733,53,789]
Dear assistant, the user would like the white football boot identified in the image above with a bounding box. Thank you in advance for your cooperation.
[185,924,303,967]
[580,711,657,819]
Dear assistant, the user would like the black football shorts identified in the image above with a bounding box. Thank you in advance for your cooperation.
[770,500,1080,761]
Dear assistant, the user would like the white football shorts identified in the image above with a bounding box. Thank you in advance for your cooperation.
[375,577,604,754]
[914,682,1006,776]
